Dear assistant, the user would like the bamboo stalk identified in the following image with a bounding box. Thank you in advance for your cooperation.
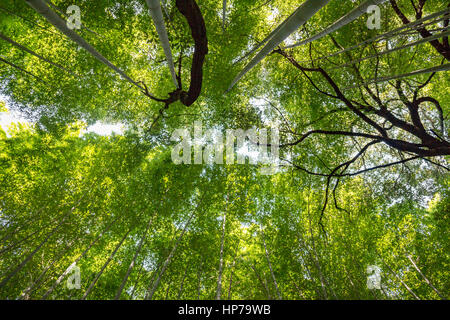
[227,0,330,91]
[344,63,450,89]
[145,0,178,88]
[286,0,388,49]
[25,0,145,91]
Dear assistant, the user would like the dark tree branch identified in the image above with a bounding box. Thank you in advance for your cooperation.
[319,141,380,227]
[142,0,208,131]
[414,96,445,135]
[444,3,450,49]
[175,0,208,106]
[389,0,450,60]
[274,48,388,137]
[283,155,448,178]
[413,71,436,101]
[273,49,450,156]
[277,130,383,148]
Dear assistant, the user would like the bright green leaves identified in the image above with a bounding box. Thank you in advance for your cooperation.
[0,0,448,301]
[0,100,7,112]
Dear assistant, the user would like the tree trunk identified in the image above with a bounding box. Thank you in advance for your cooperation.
[0,227,42,257]
[19,238,76,300]
[296,234,325,299]
[227,243,239,299]
[145,0,178,87]
[222,0,227,31]
[307,222,337,299]
[261,228,282,299]
[145,206,198,300]
[197,264,202,299]
[228,0,330,91]
[332,29,450,71]
[43,0,99,36]
[288,273,306,299]
[164,276,172,300]
[82,228,131,299]
[42,216,119,299]
[287,0,387,48]
[389,0,450,60]
[0,31,77,76]
[177,264,189,299]
[215,210,226,300]
[129,262,145,299]
[406,254,445,299]
[249,263,271,299]
[379,255,421,300]
[295,8,450,64]
[0,202,76,288]
[25,0,144,91]
[114,215,155,300]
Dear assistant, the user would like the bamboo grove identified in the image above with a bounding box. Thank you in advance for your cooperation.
[0,0,449,300]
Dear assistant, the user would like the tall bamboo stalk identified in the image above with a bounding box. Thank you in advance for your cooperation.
[145,0,178,88]
[82,228,131,299]
[406,255,445,299]
[286,0,388,49]
[344,63,450,89]
[261,227,282,300]
[295,9,450,64]
[0,202,76,288]
[222,0,227,31]
[0,32,77,76]
[42,216,119,299]
[144,204,199,300]
[330,29,450,70]
[215,210,226,300]
[25,0,144,91]
[227,0,330,91]
[114,216,155,300]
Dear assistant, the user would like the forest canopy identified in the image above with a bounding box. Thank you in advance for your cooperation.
[0,0,448,300]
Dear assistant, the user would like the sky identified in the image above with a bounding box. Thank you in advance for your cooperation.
[0,93,280,175]
[0,94,124,137]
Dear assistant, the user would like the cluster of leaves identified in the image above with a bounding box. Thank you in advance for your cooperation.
[0,125,447,299]
[0,0,448,299]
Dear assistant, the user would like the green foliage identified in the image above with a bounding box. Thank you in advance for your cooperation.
[0,101,6,112]
[0,0,448,300]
